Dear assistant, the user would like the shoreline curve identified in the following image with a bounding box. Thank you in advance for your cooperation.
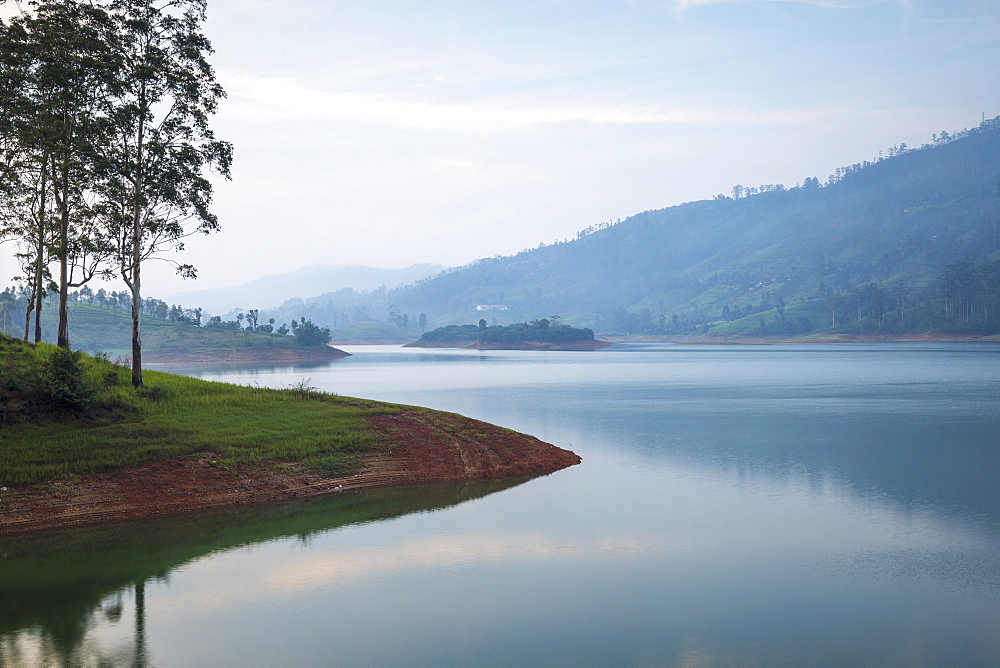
[0,405,580,535]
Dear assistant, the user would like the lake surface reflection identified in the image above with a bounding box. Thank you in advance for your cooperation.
[4,343,1000,666]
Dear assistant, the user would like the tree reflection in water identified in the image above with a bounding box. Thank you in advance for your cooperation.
[0,478,530,665]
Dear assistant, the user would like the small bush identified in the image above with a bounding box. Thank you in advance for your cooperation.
[1,355,22,392]
[43,347,95,409]
[141,385,169,402]
[290,378,319,399]
[293,319,332,347]
[103,369,121,387]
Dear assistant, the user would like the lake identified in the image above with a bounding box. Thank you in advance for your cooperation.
[3,342,1000,666]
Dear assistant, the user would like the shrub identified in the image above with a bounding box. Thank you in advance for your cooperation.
[103,368,122,387]
[293,319,332,346]
[141,385,170,402]
[290,378,320,398]
[43,347,95,409]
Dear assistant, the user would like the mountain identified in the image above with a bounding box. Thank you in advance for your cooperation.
[160,263,443,315]
[383,118,1000,335]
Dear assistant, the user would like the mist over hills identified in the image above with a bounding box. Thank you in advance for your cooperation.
[374,118,999,335]
[8,121,997,344]
[181,118,999,340]
[160,263,442,315]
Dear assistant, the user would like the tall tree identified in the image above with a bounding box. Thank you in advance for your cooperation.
[2,0,116,348]
[0,11,51,343]
[0,142,53,343]
[95,0,231,386]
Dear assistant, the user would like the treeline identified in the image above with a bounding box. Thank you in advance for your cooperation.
[418,324,480,343]
[936,260,1000,329]
[389,116,1000,327]
[607,260,1000,337]
[419,319,596,344]
[0,285,206,334]
[818,260,1000,335]
[0,0,230,386]
[260,285,431,337]
[0,286,335,346]
[204,311,330,345]
[721,118,1000,200]
[478,319,596,344]
[74,286,205,325]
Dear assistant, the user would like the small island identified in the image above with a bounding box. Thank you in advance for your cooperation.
[405,318,613,351]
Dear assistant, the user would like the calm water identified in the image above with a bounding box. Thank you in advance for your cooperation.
[3,343,1000,666]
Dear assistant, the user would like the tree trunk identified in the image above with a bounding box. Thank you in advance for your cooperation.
[33,274,43,343]
[128,176,145,386]
[22,291,33,343]
[129,80,147,388]
[32,219,45,344]
[34,154,48,344]
[130,265,142,387]
[57,162,70,347]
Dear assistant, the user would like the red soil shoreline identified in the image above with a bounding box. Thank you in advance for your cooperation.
[404,340,614,350]
[143,345,351,364]
[0,406,581,535]
[604,333,998,344]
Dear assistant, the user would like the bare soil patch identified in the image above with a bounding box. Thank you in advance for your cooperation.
[0,406,580,535]
[404,340,613,350]
[143,345,350,364]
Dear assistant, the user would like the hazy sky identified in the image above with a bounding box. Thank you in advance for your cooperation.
[2,0,998,295]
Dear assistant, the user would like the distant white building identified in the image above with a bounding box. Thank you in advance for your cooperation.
[475,304,511,311]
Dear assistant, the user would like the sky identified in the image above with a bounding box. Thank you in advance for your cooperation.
[2,0,999,297]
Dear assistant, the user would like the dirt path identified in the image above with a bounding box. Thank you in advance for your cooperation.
[0,407,580,535]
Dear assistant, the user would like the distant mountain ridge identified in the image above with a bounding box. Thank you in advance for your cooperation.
[383,117,1000,334]
[164,119,1000,339]
[160,263,443,315]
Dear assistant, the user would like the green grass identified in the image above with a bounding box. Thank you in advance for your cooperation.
[706,299,831,337]
[0,335,391,487]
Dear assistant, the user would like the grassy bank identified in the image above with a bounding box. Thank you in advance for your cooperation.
[1,335,387,487]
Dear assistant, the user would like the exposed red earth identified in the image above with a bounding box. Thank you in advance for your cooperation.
[605,333,998,344]
[403,340,613,350]
[0,406,580,535]
[142,345,350,364]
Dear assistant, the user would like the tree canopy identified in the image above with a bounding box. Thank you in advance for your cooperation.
[0,0,231,386]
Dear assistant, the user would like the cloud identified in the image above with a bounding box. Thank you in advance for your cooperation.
[147,530,714,622]
[0,3,27,20]
[222,73,698,132]
[671,0,902,10]
[261,531,706,596]
[221,72,846,134]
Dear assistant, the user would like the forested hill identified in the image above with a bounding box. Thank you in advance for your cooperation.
[390,118,1000,335]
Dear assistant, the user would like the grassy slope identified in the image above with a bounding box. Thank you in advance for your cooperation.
[1,335,386,487]
[704,300,831,338]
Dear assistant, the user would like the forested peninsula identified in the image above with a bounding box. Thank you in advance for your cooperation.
[0,336,580,534]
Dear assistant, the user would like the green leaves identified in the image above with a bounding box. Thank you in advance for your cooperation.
[2,0,231,380]
[43,345,95,408]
